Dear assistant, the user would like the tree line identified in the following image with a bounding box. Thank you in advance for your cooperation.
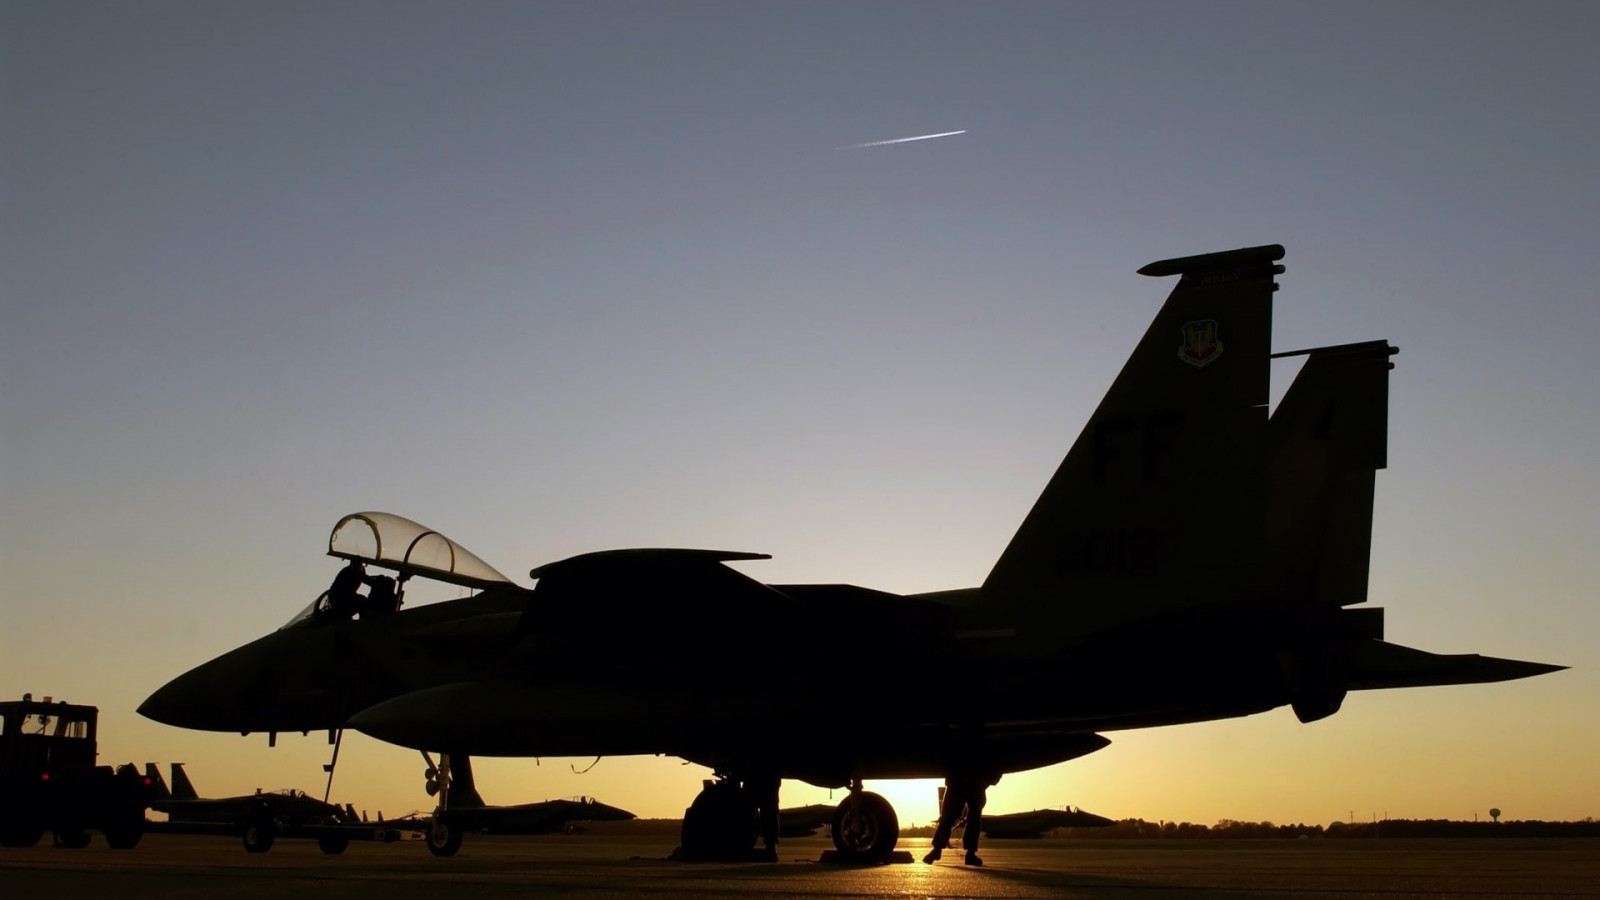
[1027,817,1600,839]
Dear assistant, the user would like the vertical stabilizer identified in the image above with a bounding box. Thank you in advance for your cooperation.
[144,763,171,803]
[445,754,486,809]
[1266,341,1397,606]
[170,762,198,801]
[982,245,1283,641]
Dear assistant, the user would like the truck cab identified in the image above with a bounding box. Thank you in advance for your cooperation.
[1,695,148,849]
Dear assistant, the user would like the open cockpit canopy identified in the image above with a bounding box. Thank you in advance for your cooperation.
[327,511,514,590]
[280,512,515,631]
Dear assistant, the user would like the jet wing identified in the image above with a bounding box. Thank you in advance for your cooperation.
[517,547,794,647]
[528,547,771,579]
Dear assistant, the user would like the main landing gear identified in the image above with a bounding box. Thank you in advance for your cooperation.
[678,778,758,860]
[829,783,899,863]
[676,775,903,864]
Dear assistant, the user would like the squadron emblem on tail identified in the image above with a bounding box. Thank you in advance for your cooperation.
[1178,319,1223,367]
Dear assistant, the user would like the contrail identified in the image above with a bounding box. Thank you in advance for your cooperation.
[844,129,967,149]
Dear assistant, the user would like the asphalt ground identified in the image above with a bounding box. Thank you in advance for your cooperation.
[3,833,1598,899]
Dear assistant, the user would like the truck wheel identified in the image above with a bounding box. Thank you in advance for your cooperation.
[242,822,276,853]
[0,821,45,848]
[104,821,144,849]
[317,834,350,855]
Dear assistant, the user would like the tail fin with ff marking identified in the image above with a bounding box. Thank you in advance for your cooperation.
[982,245,1284,642]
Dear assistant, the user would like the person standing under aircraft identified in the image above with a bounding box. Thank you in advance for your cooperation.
[749,770,780,861]
[923,776,988,866]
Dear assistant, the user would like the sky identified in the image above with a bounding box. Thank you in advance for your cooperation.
[3,0,1597,828]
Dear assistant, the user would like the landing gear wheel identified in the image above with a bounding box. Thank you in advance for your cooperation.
[54,829,91,849]
[426,818,463,857]
[831,791,899,863]
[679,780,756,860]
[317,834,351,855]
[242,820,276,853]
[0,819,44,848]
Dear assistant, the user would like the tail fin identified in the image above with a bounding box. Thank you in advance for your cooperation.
[1266,341,1398,606]
[982,245,1283,641]
[170,762,198,801]
[145,763,171,803]
[445,754,486,809]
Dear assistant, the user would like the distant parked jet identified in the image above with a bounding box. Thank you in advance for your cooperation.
[420,753,633,854]
[982,807,1114,838]
[145,763,356,851]
[775,803,838,838]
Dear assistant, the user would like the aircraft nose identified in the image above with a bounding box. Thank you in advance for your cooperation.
[596,801,636,821]
[139,630,348,733]
[138,666,222,729]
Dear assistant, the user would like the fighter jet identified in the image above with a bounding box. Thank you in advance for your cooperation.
[775,803,838,838]
[145,763,358,851]
[141,243,1563,863]
[417,753,633,854]
[981,806,1114,838]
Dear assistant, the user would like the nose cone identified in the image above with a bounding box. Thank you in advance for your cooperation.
[138,669,214,729]
[140,630,349,733]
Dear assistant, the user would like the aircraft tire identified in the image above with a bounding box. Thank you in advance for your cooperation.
[426,819,463,857]
[317,834,351,855]
[830,791,898,862]
[0,818,45,848]
[242,821,276,853]
[54,828,92,849]
[679,781,756,860]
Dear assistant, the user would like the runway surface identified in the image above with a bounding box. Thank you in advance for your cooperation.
[4,833,1598,899]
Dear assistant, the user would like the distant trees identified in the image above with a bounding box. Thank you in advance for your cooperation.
[1019,817,1600,839]
[903,816,1600,840]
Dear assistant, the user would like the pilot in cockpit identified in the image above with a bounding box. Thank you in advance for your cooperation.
[366,574,402,616]
[326,558,372,620]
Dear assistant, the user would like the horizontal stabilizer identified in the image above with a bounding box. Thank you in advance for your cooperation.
[1348,640,1566,691]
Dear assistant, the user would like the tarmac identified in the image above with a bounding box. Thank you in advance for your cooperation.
[4,833,1598,899]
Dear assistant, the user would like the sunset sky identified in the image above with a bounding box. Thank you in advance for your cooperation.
[4,1,1597,828]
